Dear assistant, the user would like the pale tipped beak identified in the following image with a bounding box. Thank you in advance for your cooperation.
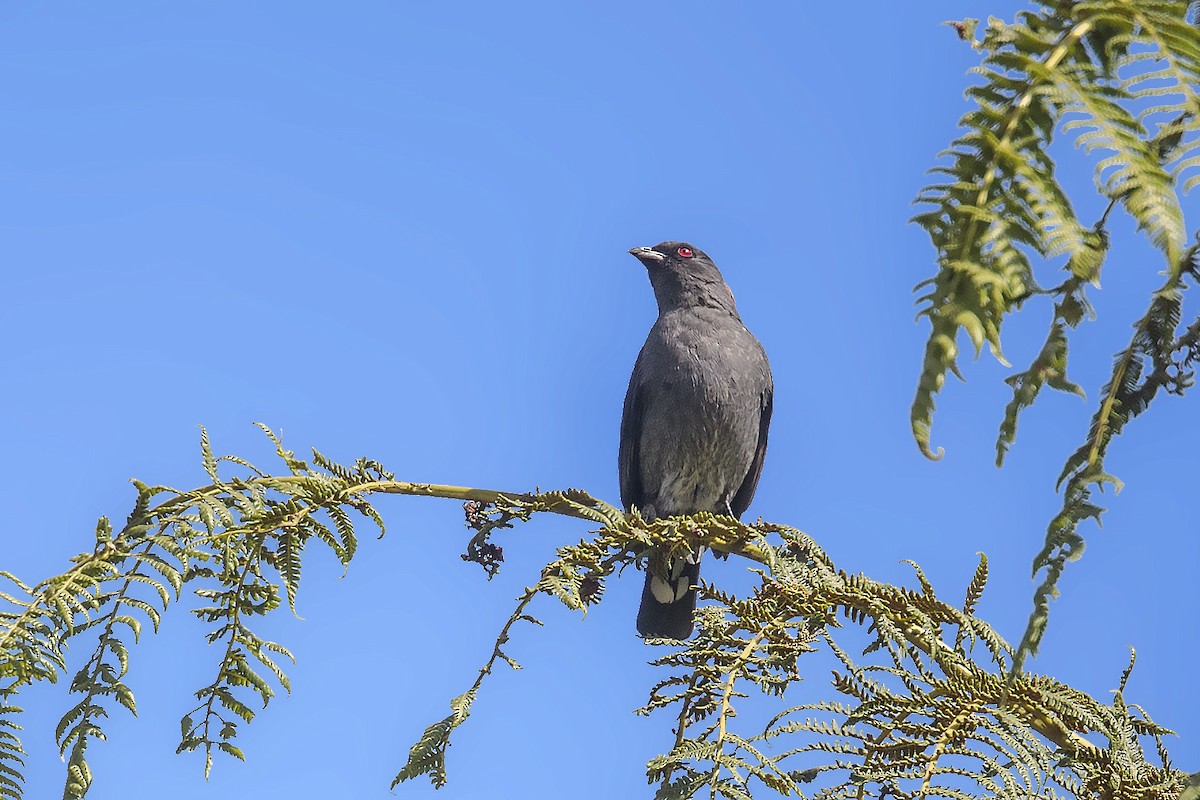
[629,246,666,264]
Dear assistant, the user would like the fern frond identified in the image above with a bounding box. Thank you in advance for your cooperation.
[2,424,1190,797]
[995,301,1089,466]
[911,1,1195,458]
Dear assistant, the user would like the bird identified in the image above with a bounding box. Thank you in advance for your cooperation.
[619,241,773,639]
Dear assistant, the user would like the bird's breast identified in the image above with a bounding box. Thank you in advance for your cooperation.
[635,313,768,517]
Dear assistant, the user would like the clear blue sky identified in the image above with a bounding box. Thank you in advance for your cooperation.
[2,3,1196,798]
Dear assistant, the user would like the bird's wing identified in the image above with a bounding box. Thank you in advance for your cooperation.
[730,385,773,520]
[618,359,647,513]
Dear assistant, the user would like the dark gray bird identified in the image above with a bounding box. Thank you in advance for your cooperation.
[620,241,773,639]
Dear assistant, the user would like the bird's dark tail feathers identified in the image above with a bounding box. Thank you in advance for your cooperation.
[636,560,700,640]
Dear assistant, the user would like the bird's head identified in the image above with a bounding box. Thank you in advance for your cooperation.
[628,241,737,314]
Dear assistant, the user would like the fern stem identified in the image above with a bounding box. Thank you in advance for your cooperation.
[467,584,538,697]
[916,701,985,800]
[365,481,610,520]
[1084,350,1134,470]
[656,668,705,794]
[1085,260,1192,468]
[150,476,609,522]
[709,619,779,798]
[189,532,266,778]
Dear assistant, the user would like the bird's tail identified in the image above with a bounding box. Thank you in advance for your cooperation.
[636,558,700,640]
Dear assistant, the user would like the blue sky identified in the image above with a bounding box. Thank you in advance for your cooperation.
[1,3,1196,798]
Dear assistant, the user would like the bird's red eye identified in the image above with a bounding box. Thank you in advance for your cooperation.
[677,247,694,258]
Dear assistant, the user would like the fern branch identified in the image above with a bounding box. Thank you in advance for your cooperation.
[1014,237,1200,673]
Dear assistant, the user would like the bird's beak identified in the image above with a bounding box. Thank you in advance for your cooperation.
[629,246,666,264]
